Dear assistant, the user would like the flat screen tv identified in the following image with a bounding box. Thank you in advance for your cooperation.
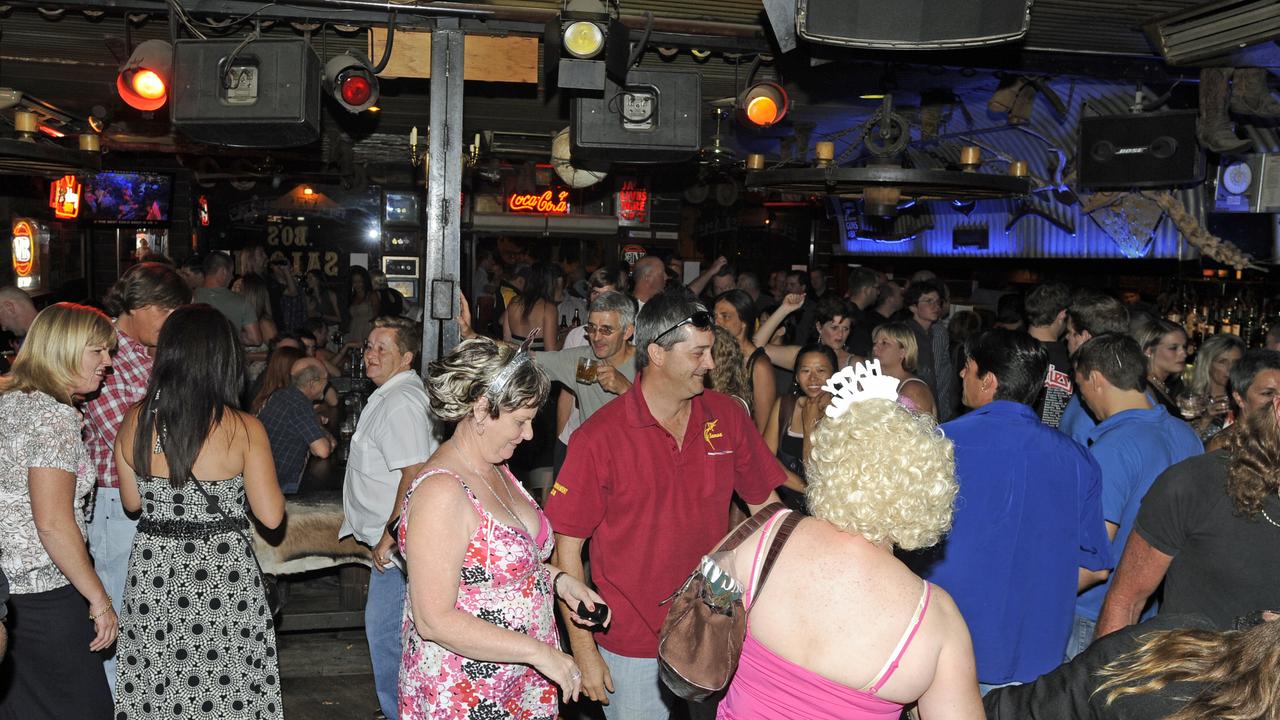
[85,172,172,223]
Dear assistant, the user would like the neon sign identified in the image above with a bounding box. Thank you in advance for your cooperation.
[616,179,649,226]
[49,174,81,219]
[12,221,34,277]
[507,189,570,215]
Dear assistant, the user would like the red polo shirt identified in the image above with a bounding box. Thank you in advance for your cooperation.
[545,375,784,658]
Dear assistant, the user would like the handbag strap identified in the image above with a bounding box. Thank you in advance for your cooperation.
[712,502,787,554]
[746,511,801,611]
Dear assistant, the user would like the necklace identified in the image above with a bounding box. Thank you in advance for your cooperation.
[1261,493,1280,529]
[458,440,529,535]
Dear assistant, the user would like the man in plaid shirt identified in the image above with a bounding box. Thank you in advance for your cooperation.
[84,262,189,693]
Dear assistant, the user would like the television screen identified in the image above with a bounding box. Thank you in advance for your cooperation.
[85,172,172,223]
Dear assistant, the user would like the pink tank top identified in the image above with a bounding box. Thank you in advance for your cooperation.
[719,513,932,720]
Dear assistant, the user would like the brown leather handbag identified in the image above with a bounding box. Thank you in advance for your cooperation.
[657,503,801,702]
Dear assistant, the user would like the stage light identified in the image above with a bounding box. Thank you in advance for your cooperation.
[563,20,605,58]
[738,81,788,128]
[323,51,379,113]
[116,39,173,112]
[545,0,630,92]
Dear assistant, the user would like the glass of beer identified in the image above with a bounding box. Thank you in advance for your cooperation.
[576,356,600,384]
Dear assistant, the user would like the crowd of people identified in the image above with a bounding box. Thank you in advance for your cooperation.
[0,246,1278,720]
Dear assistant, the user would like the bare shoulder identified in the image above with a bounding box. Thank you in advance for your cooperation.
[923,583,970,636]
[407,466,473,513]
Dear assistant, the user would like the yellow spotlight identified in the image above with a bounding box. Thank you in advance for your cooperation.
[563,20,605,58]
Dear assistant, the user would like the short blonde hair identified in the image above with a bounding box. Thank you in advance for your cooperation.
[806,399,956,550]
[873,322,919,373]
[426,337,549,422]
[1,302,116,405]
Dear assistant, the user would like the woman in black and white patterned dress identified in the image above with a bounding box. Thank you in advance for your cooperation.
[112,305,286,719]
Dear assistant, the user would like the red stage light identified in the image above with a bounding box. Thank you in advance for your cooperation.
[340,74,373,107]
[116,40,173,112]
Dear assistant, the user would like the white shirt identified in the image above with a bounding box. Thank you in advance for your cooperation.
[340,370,437,546]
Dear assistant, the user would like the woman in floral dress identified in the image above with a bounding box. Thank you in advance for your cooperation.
[396,337,609,719]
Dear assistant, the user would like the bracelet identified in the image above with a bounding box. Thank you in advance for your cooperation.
[551,571,567,597]
[89,599,113,621]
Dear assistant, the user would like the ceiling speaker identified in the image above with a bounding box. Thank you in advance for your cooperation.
[1078,110,1204,190]
[570,69,701,170]
[171,38,321,148]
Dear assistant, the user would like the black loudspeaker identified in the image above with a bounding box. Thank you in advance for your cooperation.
[571,69,701,170]
[172,38,321,148]
[1079,110,1204,190]
[796,0,1031,49]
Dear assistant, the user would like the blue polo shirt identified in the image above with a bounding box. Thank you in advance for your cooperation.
[1075,405,1202,621]
[922,400,1111,684]
[1059,393,1098,446]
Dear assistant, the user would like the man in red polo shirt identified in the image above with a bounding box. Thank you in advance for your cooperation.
[546,288,783,720]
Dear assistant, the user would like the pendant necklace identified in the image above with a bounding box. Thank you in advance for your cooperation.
[460,440,528,535]
[1261,492,1280,529]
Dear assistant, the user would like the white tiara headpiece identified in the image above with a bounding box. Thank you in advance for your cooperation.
[487,330,539,402]
[821,359,901,418]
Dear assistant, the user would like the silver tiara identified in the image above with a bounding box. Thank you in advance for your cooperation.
[486,329,539,401]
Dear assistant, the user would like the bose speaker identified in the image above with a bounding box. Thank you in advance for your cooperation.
[1079,110,1204,190]
[796,0,1032,49]
[172,38,321,148]
[570,69,701,170]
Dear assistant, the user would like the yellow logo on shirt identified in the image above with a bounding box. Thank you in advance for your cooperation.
[703,419,724,450]
[550,482,569,497]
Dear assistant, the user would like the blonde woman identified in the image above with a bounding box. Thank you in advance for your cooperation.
[1185,333,1245,440]
[0,303,117,718]
[872,322,937,417]
[716,393,982,720]
[234,273,278,379]
[708,325,755,417]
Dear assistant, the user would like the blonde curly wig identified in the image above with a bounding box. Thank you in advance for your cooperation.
[805,399,957,550]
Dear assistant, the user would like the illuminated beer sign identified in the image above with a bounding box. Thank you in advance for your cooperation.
[12,220,35,278]
[616,179,649,226]
[507,189,570,215]
[48,174,82,220]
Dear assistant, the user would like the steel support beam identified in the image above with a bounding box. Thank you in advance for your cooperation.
[421,19,464,368]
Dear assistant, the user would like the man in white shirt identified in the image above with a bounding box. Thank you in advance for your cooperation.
[339,316,436,720]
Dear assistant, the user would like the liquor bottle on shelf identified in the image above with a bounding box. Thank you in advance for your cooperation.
[572,309,581,327]
[559,314,568,332]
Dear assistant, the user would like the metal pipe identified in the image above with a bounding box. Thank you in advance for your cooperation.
[425,1,765,38]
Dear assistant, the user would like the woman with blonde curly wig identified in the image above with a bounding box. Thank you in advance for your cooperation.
[715,396,983,720]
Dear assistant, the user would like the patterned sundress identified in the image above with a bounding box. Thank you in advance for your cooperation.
[397,466,559,720]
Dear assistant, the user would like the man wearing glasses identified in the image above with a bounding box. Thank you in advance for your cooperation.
[546,288,783,720]
[339,316,435,720]
[905,279,955,420]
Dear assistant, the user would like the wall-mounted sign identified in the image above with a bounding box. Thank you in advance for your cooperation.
[507,189,570,215]
[621,243,647,267]
[616,179,650,227]
[12,219,46,291]
[49,174,82,220]
[198,195,210,226]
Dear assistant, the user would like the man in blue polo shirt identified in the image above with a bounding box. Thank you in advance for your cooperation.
[918,329,1111,692]
[1066,333,1202,658]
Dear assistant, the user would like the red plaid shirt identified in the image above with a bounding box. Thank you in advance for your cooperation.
[85,329,152,489]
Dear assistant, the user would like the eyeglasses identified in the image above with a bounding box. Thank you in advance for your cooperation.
[585,324,618,337]
[652,311,713,345]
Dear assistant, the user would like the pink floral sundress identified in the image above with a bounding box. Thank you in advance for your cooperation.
[397,466,559,720]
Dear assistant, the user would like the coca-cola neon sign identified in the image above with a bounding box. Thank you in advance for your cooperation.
[507,189,570,215]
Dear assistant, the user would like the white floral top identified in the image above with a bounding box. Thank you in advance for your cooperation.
[0,390,96,594]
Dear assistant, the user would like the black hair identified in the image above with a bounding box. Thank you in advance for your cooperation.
[516,261,557,321]
[964,328,1049,406]
[792,344,839,396]
[713,289,758,336]
[1074,333,1147,392]
[1229,349,1280,405]
[815,295,854,326]
[996,293,1026,327]
[904,279,944,309]
[349,265,373,301]
[1025,283,1072,327]
[133,305,245,487]
[202,251,233,277]
[847,267,879,297]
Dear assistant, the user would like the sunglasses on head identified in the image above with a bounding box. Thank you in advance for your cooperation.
[653,310,713,345]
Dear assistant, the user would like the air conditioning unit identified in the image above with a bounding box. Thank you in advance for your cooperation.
[1144,0,1280,66]
[1213,153,1280,212]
